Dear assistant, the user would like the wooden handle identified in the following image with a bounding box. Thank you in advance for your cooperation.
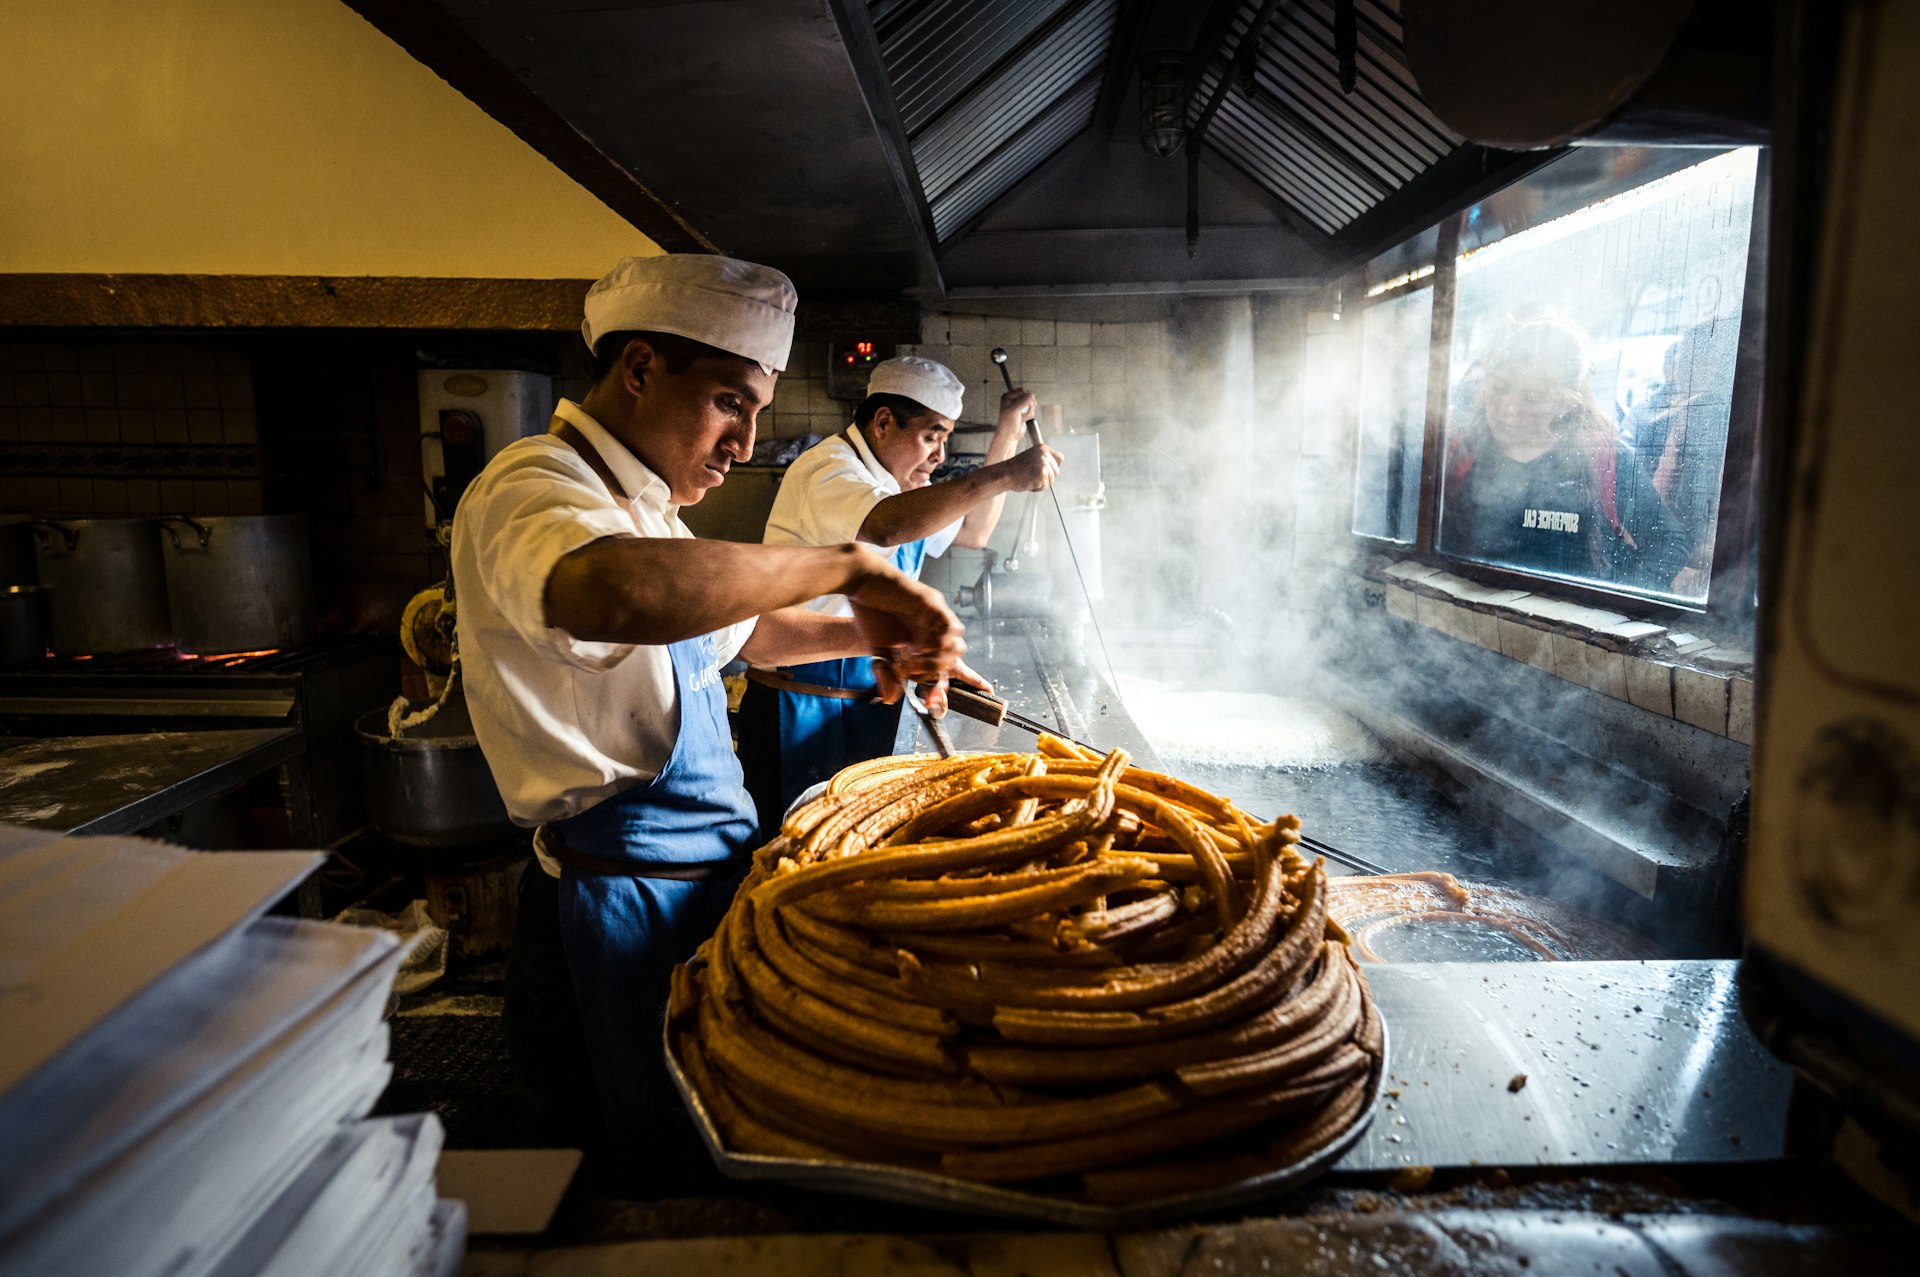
[944,683,1008,728]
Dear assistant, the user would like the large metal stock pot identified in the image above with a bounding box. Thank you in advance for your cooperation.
[159,514,315,654]
[0,586,50,665]
[30,517,173,654]
[0,516,37,586]
[355,698,514,847]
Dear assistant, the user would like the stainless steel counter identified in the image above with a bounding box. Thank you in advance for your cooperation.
[1338,959,1790,1171]
[463,1209,1903,1275]
[0,728,301,836]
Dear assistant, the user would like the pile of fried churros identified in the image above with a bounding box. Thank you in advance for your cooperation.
[668,739,1382,1204]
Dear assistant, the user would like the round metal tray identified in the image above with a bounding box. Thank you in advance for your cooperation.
[664,1016,1385,1229]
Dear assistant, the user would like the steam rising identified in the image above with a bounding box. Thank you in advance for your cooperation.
[1119,679,1384,770]
[978,158,1761,952]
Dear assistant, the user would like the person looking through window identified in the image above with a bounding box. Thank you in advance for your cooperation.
[1625,321,1739,597]
[1440,317,1691,595]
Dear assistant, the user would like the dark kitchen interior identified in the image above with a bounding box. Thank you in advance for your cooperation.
[3,1,1917,1273]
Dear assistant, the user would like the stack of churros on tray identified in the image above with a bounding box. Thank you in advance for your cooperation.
[668,739,1382,1205]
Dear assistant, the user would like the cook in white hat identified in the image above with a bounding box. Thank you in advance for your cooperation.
[743,353,1061,817]
[449,253,966,1198]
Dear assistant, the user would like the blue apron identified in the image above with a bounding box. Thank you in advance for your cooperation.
[770,538,928,811]
[550,630,756,1197]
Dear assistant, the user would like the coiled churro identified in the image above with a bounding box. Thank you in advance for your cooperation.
[669,744,1381,1203]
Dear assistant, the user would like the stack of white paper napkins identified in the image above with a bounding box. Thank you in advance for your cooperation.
[0,828,466,1277]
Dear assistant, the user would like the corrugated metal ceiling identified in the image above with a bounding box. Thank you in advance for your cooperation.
[932,74,1103,240]
[872,0,1120,242]
[873,0,1068,136]
[1194,0,1465,235]
[863,0,1471,253]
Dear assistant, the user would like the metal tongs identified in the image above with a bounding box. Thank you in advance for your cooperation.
[876,656,957,757]
[942,683,1102,755]
[989,347,1124,697]
[904,686,957,758]
[903,681,1080,760]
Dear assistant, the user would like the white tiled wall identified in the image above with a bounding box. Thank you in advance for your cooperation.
[907,313,1169,437]
[904,310,1175,591]
[761,311,1172,460]
[757,341,842,441]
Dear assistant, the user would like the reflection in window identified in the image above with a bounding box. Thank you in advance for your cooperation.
[1438,149,1758,605]
[1352,286,1434,543]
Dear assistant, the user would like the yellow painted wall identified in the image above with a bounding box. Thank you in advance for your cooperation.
[0,0,661,277]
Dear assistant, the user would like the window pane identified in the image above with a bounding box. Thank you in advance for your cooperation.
[1437,148,1759,605]
[1352,286,1434,542]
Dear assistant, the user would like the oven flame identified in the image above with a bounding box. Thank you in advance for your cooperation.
[166,647,284,666]
[210,648,281,666]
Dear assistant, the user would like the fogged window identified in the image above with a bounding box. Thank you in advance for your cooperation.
[1352,285,1434,542]
[1437,149,1758,605]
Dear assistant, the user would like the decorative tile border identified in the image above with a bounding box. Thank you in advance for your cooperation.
[0,442,261,478]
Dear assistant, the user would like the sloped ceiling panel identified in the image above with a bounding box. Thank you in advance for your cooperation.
[1196,0,1463,234]
[874,0,1067,135]
[875,0,1119,243]
[372,0,942,294]
[932,73,1101,239]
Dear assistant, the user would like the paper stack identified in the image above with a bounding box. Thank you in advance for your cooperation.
[0,828,466,1277]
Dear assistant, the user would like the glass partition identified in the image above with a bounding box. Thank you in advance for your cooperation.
[1352,285,1435,543]
[1436,148,1759,605]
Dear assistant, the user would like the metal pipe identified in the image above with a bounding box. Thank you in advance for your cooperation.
[1184,0,1290,255]
[1187,139,1202,257]
[991,347,1043,570]
[1335,0,1357,94]
[986,347,1124,703]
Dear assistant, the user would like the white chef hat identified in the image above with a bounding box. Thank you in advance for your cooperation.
[582,253,798,374]
[867,355,965,421]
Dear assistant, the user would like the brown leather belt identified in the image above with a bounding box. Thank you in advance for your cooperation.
[744,666,874,701]
[542,834,742,882]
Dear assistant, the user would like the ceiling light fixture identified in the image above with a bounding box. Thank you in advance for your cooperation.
[1139,54,1187,158]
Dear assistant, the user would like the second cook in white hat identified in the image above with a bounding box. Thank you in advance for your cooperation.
[866,354,966,420]
[450,253,967,1197]
[740,353,1064,824]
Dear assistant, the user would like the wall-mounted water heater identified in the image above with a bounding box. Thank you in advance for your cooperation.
[417,369,554,529]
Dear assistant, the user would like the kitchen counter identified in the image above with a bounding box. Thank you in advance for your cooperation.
[1338,959,1788,1171]
[434,626,1810,1265]
[453,960,1827,1269]
[432,954,1832,1277]
[462,1208,1903,1276]
[0,727,301,836]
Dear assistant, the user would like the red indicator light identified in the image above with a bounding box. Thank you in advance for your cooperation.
[441,409,477,445]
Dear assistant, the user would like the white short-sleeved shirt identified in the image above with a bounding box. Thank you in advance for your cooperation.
[451,399,756,828]
[762,425,962,617]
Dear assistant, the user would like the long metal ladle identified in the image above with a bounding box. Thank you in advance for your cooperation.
[988,347,1124,700]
